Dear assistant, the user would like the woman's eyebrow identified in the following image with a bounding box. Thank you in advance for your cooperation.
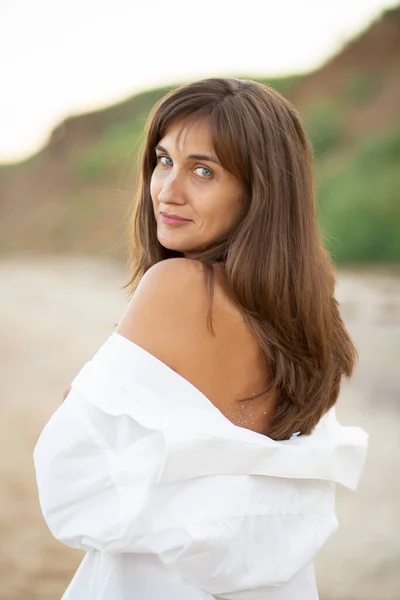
[155,144,221,165]
[189,153,221,165]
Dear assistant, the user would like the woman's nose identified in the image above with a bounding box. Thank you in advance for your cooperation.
[158,170,186,205]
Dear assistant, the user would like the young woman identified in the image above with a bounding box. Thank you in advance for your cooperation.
[34,78,368,599]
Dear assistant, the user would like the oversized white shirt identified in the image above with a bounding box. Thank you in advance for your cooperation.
[34,332,368,599]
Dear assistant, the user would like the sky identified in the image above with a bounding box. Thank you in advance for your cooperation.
[0,0,398,163]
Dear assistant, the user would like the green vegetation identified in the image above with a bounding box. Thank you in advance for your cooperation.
[73,87,175,182]
[346,70,380,106]
[305,101,344,158]
[74,116,145,181]
[318,127,400,262]
[256,74,303,97]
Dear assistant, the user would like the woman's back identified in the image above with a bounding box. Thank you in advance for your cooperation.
[119,259,276,437]
[162,261,277,435]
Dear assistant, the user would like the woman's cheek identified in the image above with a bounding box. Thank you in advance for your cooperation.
[150,174,159,204]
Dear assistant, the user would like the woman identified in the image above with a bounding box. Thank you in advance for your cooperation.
[34,78,367,599]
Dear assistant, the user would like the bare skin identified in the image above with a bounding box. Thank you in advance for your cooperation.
[115,258,276,435]
[62,291,275,435]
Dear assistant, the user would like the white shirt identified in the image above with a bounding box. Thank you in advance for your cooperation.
[34,332,368,599]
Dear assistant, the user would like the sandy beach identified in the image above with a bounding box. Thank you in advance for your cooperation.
[0,256,399,600]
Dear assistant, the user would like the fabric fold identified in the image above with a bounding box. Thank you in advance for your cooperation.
[70,332,368,489]
[34,332,368,599]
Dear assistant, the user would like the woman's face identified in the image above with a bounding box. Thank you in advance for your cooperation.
[150,118,245,254]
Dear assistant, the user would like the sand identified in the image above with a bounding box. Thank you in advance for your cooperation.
[0,256,399,600]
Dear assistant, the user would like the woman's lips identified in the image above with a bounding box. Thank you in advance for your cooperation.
[160,212,192,226]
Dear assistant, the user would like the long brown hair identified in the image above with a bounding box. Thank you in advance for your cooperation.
[124,77,357,440]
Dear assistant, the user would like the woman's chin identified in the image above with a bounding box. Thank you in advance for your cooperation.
[156,229,211,255]
[157,235,191,254]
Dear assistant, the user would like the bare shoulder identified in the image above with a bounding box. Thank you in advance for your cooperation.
[136,257,205,291]
[116,259,273,430]
[116,258,211,369]
[130,257,208,310]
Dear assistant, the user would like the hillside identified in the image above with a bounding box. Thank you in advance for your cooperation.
[291,5,400,137]
[0,5,399,261]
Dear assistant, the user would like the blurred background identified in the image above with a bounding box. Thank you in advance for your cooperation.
[0,1,399,598]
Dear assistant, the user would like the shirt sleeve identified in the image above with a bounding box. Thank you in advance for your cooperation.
[34,384,167,553]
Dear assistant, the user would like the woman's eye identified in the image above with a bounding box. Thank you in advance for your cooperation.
[194,166,213,178]
[158,155,173,166]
